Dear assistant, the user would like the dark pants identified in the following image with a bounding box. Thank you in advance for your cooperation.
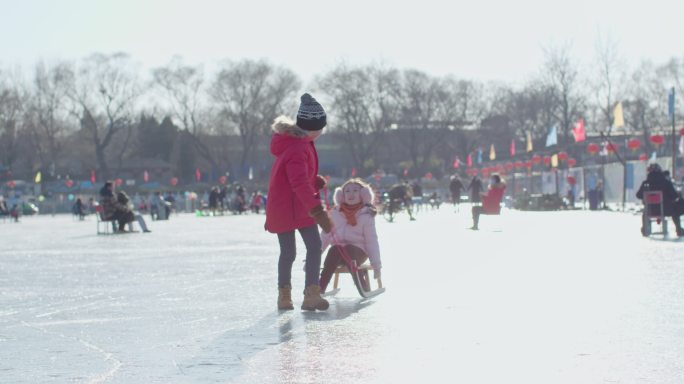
[472,206,485,228]
[111,210,135,230]
[277,225,322,288]
[319,245,369,292]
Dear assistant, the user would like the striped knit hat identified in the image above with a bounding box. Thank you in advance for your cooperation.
[296,93,326,131]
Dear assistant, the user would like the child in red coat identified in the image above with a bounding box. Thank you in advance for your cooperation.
[265,93,332,311]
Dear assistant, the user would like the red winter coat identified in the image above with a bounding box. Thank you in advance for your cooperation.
[265,132,322,233]
[482,184,506,214]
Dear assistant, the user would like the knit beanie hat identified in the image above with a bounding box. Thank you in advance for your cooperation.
[296,93,326,131]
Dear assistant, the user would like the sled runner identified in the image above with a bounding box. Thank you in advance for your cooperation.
[324,259,385,298]
[325,231,385,299]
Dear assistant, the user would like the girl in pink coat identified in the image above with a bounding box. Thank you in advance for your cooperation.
[319,178,382,293]
[265,93,332,311]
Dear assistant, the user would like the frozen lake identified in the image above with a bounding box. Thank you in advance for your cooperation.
[1,206,683,383]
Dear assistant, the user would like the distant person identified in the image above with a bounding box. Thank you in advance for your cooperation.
[449,175,464,207]
[99,181,151,233]
[208,186,220,214]
[470,174,506,230]
[566,187,575,209]
[636,163,684,237]
[387,182,415,220]
[468,176,484,204]
[264,93,331,311]
[0,196,9,217]
[251,191,264,214]
[73,197,86,220]
[411,180,423,201]
[151,191,170,220]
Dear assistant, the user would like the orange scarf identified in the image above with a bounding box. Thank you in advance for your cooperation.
[339,202,364,226]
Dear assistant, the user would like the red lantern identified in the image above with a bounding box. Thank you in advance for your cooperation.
[219,175,227,185]
[525,160,533,168]
[566,176,577,186]
[532,155,542,164]
[6,180,16,188]
[115,178,123,186]
[170,177,179,186]
[587,143,600,154]
[567,158,577,167]
[505,162,514,171]
[605,142,618,153]
[557,151,568,161]
[514,161,524,169]
[543,156,551,165]
[627,138,641,151]
[65,179,74,188]
[425,172,433,180]
[650,134,664,146]
[638,153,648,161]
[195,168,201,182]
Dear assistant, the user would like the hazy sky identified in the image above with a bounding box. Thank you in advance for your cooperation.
[2,0,682,85]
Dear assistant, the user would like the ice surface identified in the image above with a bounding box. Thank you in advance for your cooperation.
[1,207,684,383]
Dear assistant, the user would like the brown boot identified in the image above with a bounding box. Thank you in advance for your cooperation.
[278,285,294,310]
[301,285,329,311]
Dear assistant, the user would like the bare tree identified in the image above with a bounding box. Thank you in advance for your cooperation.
[316,64,401,174]
[542,43,585,145]
[658,57,684,121]
[209,59,300,172]
[24,61,74,175]
[626,61,663,154]
[592,33,626,131]
[152,57,219,170]
[68,53,142,180]
[0,69,26,173]
[393,70,464,175]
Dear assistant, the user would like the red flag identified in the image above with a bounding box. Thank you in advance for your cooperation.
[510,139,516,156]
[90,170,96,184]
[403,169,408,177]
[453,158,460,169]
[195,168,201,182]
[351,167,357,177]
[572,119,586,142]
[467,154,472,168]
[143,170,149,182]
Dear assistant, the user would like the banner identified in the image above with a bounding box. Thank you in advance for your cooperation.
[572,119,586,142]
[546,125,557,147]
[613,102,625,128]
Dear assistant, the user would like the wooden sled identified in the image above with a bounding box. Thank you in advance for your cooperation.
[323,259,385,299]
